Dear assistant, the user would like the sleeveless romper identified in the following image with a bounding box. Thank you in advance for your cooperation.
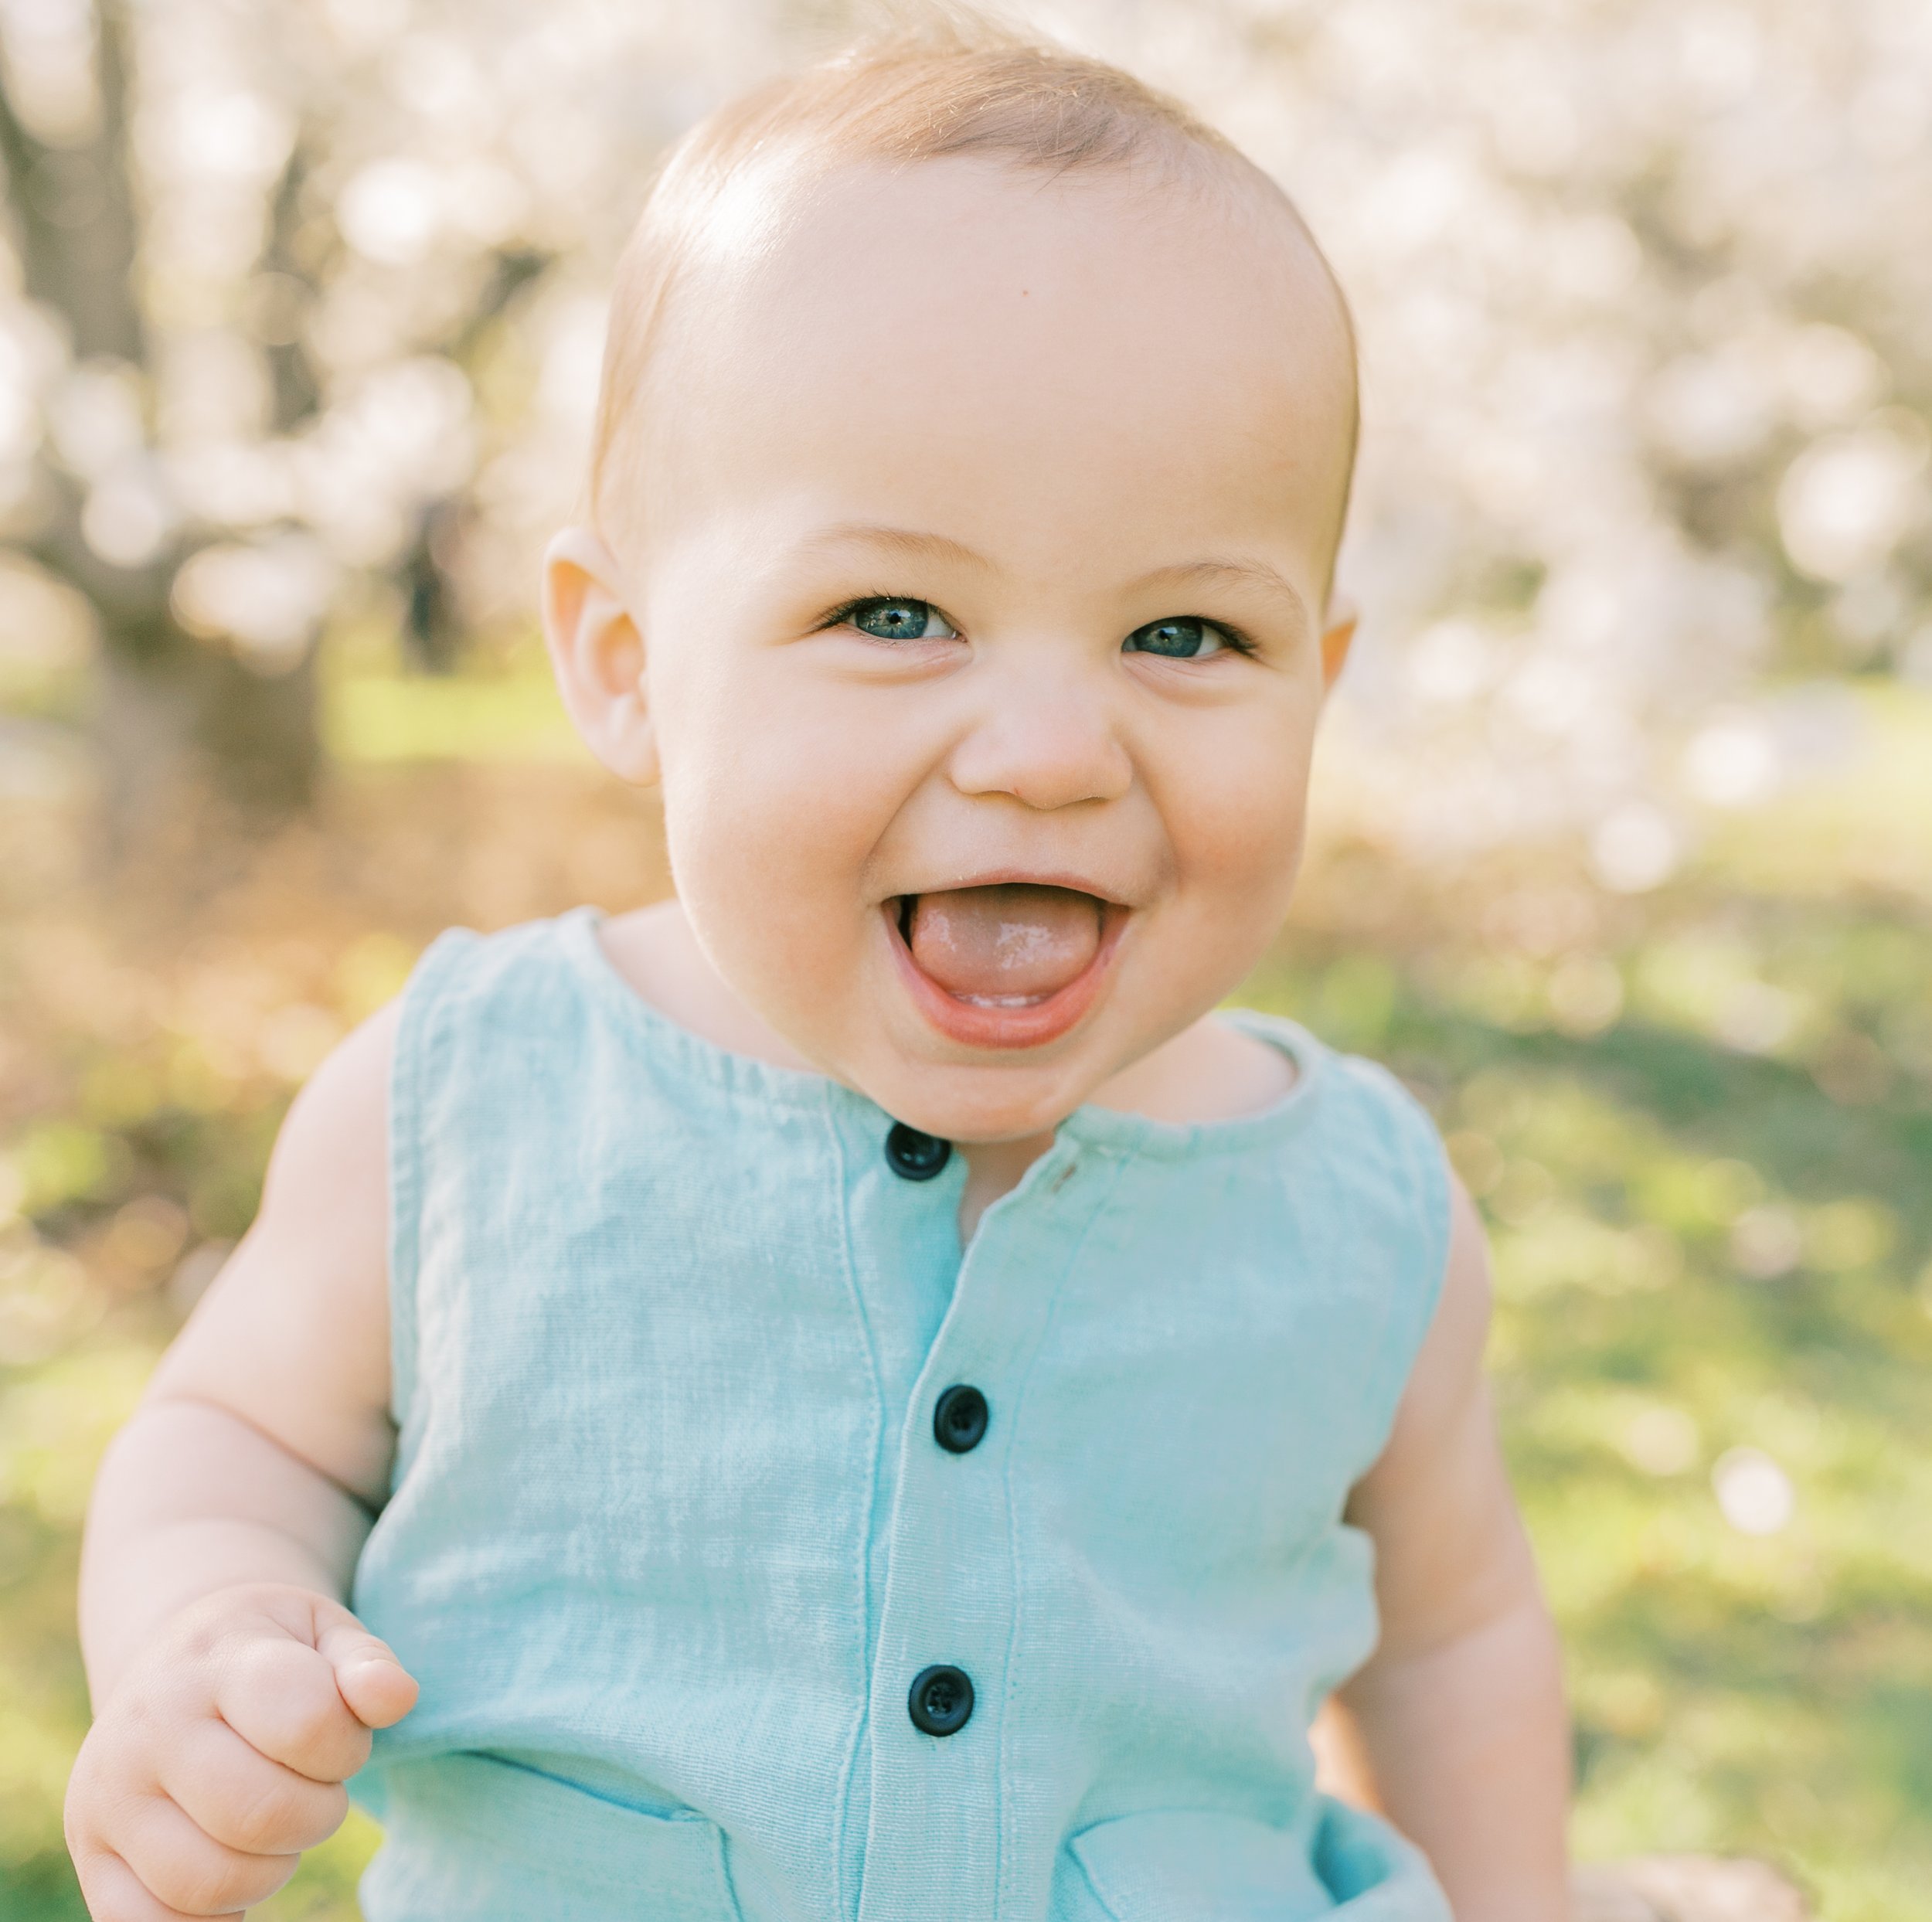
[347,906,1455,1922]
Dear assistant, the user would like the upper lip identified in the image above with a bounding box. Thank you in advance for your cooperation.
[882,866,1140,909]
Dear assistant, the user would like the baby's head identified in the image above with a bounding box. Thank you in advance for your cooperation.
[544,24,1359,1142]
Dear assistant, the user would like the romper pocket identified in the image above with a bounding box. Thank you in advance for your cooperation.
[359,1751,744,1922]
[1064,1799,1450,1922]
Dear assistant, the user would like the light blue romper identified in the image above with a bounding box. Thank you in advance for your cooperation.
[347,905,1455,1922]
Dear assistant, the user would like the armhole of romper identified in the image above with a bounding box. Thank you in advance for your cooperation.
[384,925,481,1473]
[1354,1060,1457,1451]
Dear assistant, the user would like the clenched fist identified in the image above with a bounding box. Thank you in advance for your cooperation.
[64,1584,417,1921]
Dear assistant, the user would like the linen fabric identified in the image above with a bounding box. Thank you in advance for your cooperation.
[347,905,1455,1922]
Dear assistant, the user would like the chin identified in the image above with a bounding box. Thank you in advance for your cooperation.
[859,1051,1106,1145]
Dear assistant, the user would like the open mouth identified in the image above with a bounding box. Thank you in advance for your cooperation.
[885,882,1126,1049]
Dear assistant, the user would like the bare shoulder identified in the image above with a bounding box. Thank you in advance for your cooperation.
[145,995,403,1510]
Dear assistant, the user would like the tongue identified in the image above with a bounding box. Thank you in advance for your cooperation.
[907,885,1102,1002]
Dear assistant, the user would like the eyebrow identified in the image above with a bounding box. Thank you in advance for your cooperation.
[785,522,995,571]
[1127,556,1311,632]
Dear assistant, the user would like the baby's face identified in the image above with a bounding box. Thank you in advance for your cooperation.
[555,158,1356,1141]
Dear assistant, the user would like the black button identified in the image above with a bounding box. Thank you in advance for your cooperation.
[933,1384,989,1454]
[885,1123,951,1181]
[908,1663,975,1737]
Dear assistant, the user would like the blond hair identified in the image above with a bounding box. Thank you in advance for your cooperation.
[587,20,1359,561]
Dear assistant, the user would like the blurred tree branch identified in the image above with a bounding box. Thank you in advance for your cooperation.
[0,0,321,833]
[399,244,547,674]
[0,5,557,841]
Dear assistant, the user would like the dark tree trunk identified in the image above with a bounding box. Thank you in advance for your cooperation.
[0,2,321,845]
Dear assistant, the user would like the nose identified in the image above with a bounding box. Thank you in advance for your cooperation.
[946,672,1133,811]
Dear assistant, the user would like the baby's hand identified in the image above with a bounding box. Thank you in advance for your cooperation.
[64,1582,417,1920]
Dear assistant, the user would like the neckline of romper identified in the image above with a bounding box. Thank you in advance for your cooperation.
[556,901,1330,1163]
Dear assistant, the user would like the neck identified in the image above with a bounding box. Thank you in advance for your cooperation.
[594,899,1294,1247]
[957,1131,1059,1246]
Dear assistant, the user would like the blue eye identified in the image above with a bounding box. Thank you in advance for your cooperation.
[1124,616,1230,659]
[846,598,958,641]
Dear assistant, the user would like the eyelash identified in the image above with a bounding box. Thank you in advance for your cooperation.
[816,594,940,634]
[1131,616,1260,660]
[816,594,1259,658]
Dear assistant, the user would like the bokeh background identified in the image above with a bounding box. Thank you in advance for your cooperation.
[2,0,1927,1916]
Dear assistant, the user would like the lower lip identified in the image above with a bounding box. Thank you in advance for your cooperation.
[884,898,1126,1050]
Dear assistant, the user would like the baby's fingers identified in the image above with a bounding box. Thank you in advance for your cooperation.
[214,1635,371,1782]
[157,1717,349,1857]
[314,1602,418,1730]
[107,1793,294,1917]
[73,1844,238,1922]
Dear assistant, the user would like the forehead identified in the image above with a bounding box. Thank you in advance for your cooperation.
[622,157,1355,588]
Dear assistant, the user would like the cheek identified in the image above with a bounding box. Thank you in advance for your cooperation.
[1159,704,1318,905]
[651,651,915,955]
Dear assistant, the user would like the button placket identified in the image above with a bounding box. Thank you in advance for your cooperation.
[828,1101,971,1922]
[854,1139,1111,1922]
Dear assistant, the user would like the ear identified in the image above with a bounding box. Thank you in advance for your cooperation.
[543,526,659,788]
[1318,594,1358,692]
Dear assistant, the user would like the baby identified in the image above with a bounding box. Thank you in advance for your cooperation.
[65,27,1571,1922]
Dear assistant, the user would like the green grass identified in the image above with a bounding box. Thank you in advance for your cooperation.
[1238,887,1932,1920]
[320,635,587,766]
[5,689,1930,1919]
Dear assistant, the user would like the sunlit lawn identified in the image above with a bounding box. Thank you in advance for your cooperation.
[2,664,1928,1920]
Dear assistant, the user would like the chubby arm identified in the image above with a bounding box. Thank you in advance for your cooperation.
[80,998,404,1700]
[1317,1176,1571,1920]
[67,1002,417,1922]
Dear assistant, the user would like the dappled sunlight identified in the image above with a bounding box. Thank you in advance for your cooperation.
[5,699,1930,1920]
[1,0,1927,1917]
